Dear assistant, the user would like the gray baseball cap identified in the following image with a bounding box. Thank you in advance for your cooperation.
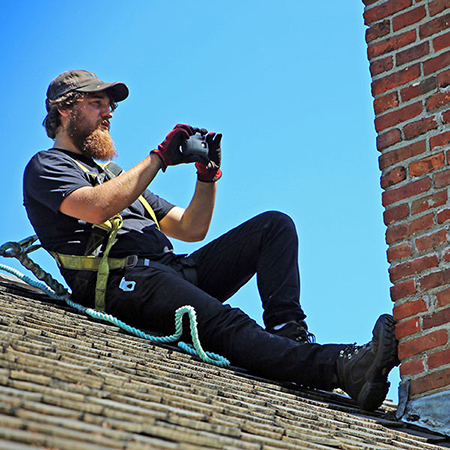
[46,70,129,106]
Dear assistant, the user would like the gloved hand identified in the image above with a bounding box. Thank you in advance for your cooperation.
[196,132,222,182]
[151,124,207,171]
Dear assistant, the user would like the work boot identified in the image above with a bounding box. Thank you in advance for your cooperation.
[267,320,316,343]
[335,314,399,412]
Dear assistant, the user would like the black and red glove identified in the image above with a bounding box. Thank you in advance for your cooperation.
[196,132,222,182]
[151,124,207,171]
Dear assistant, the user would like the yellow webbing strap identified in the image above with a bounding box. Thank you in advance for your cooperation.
[50,253,127,271]
[137,194,160,229]
[71,158,160,229]
[94,215,122,311]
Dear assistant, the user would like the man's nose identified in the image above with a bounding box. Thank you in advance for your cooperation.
[101,108,113,119]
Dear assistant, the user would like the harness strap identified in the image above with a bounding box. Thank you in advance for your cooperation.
[50,253,129,271]
[94,215,122,311]
[72,158,160,229]
[137,194,160,229]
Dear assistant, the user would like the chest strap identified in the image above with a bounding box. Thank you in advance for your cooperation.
[71,158,160,229]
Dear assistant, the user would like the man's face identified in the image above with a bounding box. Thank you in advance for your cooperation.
[66,92,117,161]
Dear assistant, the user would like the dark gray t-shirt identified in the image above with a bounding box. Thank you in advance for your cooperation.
[23,148,175,261]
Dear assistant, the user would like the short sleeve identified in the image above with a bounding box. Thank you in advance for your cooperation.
[141,189,175,222]
[24,150,92,213]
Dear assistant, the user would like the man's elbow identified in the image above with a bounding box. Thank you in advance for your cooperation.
[88,207,118,225]
[66,205,116,226]
[183,228,208,243]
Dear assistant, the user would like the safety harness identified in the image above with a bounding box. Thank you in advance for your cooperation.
[50,157,160,311]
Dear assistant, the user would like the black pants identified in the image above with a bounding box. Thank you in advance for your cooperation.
[104,211,345,389]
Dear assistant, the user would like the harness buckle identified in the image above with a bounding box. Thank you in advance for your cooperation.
[125,255,138,268]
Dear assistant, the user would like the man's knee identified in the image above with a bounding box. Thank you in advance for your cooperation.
[258,211,297,234]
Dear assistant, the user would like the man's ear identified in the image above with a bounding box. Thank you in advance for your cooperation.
[57,107,71,119]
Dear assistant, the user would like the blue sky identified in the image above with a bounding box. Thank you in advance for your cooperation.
[0,2,400,400]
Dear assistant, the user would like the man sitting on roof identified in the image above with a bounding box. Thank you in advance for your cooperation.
[23,70,399,412]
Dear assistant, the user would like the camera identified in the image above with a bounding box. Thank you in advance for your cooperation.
[181,133,210,164]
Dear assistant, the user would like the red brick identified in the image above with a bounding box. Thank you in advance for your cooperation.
[400,358,425,376]
[364,0,413,25]
[434,169,450,188]
[374,92,399,115]
[377,129,402,152]
[410,213,435,234]
[420,13,450,39]
[398,329,448,360]
[410,368,450,395]
[409,153,445,176]
[426,90,450,111]
[423,306,450,329]
[437,69,450,88]
[379,140,426,170]
[366,20,391,43]
[438,208,450,224]
[412,190,447,214]
[384,203,409,225]
[370,56,394,77]
[401,77,437,102]
[415,229,447,252]
[393,298,427,320]
[388,242,413,262]
[444,248,450,262]
[386,223,410,244]
[436,287,450,307]
[396,41,430,67]
[385,213,435,243]
[375,101,423,132]
[382,177,431,206]
[428,348,450,370]
[424,50,450,75]
[391,279,417,301]
[419,267,450,291]
[442,110,450,124]
[363,0,379,5]
[372,63,421,96]
[393,5,427,31]
[389,255,439,282]
[368,30,417,60]
[433,31,450,52]
[430,130,450,149]
[396,317,422,339]
[381,166,407,188]
[429,0,450,16]
[403,116,438,140]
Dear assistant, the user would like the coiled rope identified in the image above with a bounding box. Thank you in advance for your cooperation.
[0,237,229,368]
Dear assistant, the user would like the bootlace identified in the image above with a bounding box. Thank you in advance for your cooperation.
[279,320,316,343]
[339,343,369,359]
[297,325,316,344]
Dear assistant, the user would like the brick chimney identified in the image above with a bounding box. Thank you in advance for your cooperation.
[363,0,450,436]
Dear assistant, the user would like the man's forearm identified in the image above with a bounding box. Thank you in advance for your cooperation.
[159,180,216,242]
[60,154,163,224]
[182,180,217,239]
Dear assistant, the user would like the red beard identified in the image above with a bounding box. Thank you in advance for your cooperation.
[67,108,117,161]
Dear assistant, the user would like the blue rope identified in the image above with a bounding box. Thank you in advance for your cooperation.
[0,263,229,368]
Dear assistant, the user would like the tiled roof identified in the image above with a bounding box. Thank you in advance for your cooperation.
[1,273,449,450]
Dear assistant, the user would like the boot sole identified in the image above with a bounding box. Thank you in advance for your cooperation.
[357,314,398,411]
